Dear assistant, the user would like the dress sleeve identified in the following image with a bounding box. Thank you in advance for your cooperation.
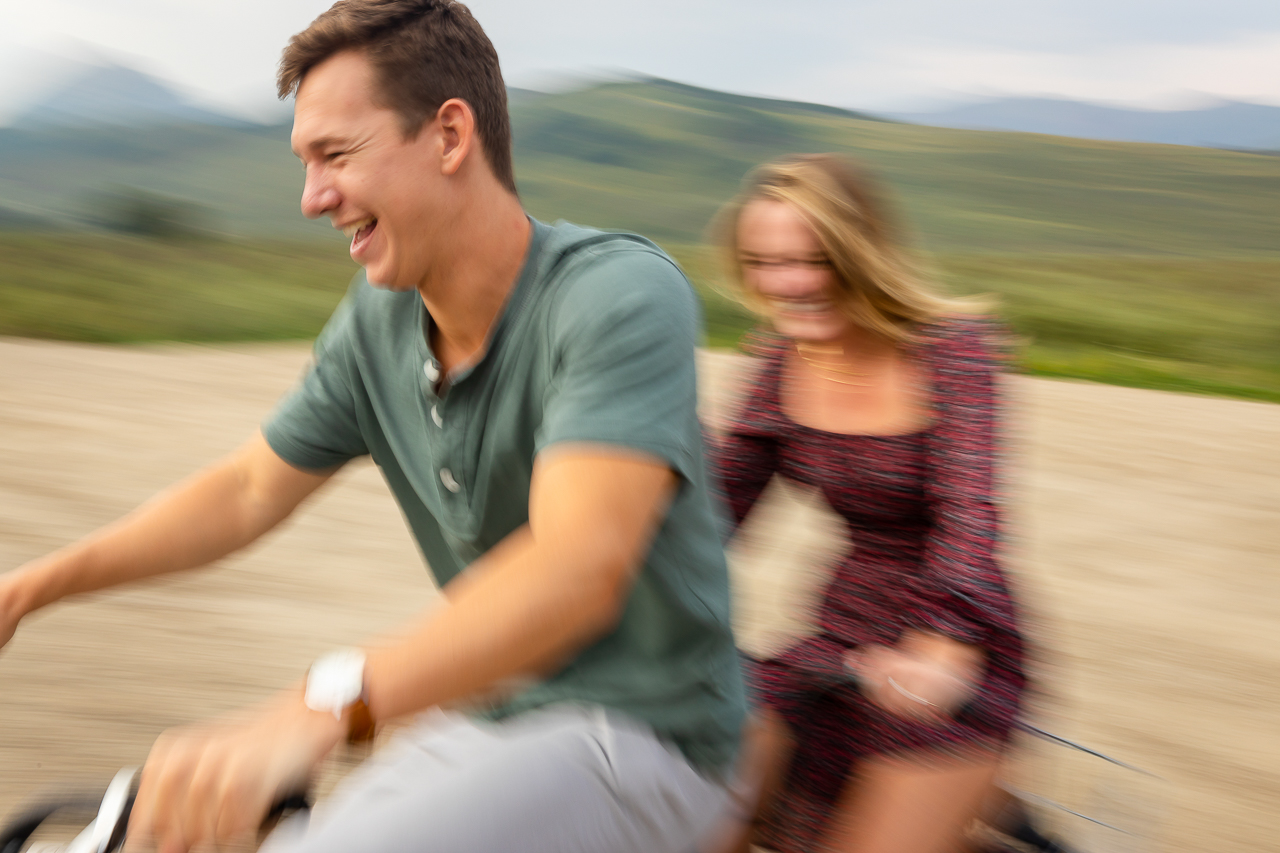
[707,338,786,531]
[911,320,1020,646]
[710,419,779,530]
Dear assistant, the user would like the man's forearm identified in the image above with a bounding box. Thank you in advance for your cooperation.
[363,524,628,721]
[361,450,675,723]
[5,433,330,622]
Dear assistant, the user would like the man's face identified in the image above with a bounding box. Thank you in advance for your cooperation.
[292,50,442,291]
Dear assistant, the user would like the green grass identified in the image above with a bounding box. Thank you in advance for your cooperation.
[936,255,1280,401]
[0,233,355,342]
[3,233,1274,402]
[668,245,1280,402]
[1,78,1277,402]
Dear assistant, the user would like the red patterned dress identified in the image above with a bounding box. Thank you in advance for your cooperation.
[712,318,1026,852]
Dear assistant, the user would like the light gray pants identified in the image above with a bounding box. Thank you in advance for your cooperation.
[262,704,736,853]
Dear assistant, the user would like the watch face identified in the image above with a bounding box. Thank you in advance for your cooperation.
[305,648,366,716]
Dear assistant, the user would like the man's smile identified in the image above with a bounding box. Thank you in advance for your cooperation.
[342,217,379,256]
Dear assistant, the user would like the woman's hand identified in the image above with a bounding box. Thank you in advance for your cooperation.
[845,630,985,723]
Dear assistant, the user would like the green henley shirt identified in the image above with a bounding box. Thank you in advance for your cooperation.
[263,218,744,771]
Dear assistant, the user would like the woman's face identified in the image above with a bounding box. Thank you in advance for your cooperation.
[737,199,849,342]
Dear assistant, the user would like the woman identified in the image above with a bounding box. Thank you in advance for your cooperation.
[710,154,1027,853]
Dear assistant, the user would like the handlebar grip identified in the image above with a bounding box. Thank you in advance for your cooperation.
[111,787,312,847]
[260,789,312,832]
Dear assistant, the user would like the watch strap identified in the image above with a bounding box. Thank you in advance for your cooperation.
[345,695,376,744]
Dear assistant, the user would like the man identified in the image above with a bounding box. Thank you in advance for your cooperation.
[0,2,745,851]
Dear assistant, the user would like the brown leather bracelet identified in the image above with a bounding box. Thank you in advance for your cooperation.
[346,695,376,744]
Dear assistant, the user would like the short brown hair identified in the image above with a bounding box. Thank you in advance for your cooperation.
[279,0,516,194]
[714,154,977,345]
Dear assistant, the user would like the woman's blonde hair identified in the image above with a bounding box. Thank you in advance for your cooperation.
[713,153,974,345]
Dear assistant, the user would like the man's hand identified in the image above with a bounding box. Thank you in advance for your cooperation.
[126,693,344,853]
[124,447,675,850]
[846,630,985,723]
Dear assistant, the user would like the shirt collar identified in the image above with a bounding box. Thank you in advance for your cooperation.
[417,216,551,393]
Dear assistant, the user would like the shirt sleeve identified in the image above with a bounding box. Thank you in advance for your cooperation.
[910,321,1021,646]
[262,289,370,471]
[536,248,701,481]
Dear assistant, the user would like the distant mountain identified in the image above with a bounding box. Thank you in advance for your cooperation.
[12,62,248,129]
[638,77,888,124]
[886,97,1280,151]
[507,87,549,109]
[1,77,1277,256]
[0,204,59,230]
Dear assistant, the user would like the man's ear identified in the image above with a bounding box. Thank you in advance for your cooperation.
[436,98,476,177]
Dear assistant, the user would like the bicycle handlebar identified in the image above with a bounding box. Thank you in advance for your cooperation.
[0,768,310,853]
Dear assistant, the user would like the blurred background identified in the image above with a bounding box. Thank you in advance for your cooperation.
[0,2,1277,853]
[1,0,1278,397]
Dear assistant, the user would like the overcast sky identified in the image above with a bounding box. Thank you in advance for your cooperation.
[2,0,1279,122]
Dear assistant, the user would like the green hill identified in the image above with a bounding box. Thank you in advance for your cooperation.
[1,77,1278,401]
[511,79,1280,257]
[0,123,332,240]
[4,77,1277,255]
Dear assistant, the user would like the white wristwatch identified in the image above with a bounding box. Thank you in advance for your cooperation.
[305,648,375,742]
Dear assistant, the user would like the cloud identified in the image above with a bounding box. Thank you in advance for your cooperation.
[817,30,1280,109]
[3,1,1279,119]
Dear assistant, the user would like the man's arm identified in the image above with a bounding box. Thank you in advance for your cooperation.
[0,432,335,649]
[363,446,676,718]
[126,447,677,853]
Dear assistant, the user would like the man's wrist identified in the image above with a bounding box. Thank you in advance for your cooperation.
[1,566,40,624]
[8,550,83,617]
[304,648,377,744]
[270,688,348,760]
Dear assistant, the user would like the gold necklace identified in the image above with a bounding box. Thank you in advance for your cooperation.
[794,342,871,387]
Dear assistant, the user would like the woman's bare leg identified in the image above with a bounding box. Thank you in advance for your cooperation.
[822,750,1000,853]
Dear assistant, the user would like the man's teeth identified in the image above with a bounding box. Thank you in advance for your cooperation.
[343,218,375,238]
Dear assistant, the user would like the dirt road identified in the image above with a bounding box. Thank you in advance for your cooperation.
[1,339,1276,852]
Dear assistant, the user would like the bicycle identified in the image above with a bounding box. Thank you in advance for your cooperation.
[0,768,309,853]
[2,678,1160,853]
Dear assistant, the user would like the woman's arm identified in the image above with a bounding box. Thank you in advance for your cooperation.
[710,428,781,531]
[911,320,1020,646]
[707,349,785,532]
[847,321,1023,721]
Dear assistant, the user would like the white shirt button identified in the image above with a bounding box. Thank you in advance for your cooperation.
[439,468,460,493]
[430,405,443,428]
[423,360,440,382]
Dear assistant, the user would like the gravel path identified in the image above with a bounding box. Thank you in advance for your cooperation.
[1,339,1276,853]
